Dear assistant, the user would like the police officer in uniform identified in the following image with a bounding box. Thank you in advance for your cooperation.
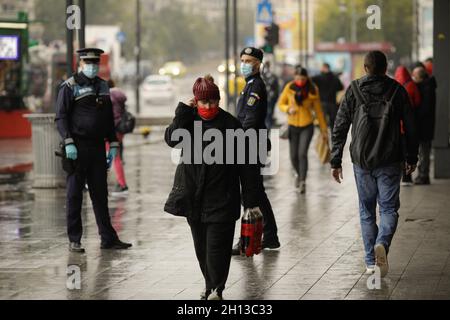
[232,47,280,255]
[56,48,132,253]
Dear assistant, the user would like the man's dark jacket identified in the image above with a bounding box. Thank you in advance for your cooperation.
[330,74,419,169]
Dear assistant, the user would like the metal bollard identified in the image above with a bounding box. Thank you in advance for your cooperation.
[24,113,65,188]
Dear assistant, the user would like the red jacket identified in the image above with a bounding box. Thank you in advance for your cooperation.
[394,66,421,108]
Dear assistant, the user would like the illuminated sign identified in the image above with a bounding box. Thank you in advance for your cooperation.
[0,36,20,60]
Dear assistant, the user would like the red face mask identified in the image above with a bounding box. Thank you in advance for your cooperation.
[197,106,219,120]
[295,79,307,87]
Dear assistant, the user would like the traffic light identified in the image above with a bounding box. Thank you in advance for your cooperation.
[262,22,279,54]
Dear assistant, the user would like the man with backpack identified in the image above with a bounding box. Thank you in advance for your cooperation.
[330,51,419,277]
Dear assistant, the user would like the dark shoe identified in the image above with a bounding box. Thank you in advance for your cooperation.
[402,174,413,186]
[111,184,129,196]
[231,241,241,256]
[101,239,132,250]
[262,238,280,250]
[414,176,430,185]
[200,289,211,300]
[299,181,306,194]
[69,242,85,253]
[295,176,300,189]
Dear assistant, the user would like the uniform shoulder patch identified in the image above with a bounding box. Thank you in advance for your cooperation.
[247,96,257,106]
[64,77,76,88]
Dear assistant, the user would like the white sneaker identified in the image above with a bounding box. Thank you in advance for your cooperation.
[375,244,389,278]
[365,265,376,274]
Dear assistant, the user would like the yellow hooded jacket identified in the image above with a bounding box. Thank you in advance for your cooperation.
[278,81,328,134]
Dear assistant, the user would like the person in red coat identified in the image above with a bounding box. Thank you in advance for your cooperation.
[394,66,421,185]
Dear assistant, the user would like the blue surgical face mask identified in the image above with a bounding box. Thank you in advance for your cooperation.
[82,64,99,79]
[240,63,254,78]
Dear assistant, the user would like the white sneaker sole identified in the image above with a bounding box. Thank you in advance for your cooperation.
[375,244,389,278]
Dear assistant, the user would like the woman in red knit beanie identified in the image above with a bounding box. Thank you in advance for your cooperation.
[164,74,260,300]
[191,74,221,120]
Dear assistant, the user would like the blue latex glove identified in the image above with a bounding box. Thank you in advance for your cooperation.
[65,144,78,160]
[107,147,118,169]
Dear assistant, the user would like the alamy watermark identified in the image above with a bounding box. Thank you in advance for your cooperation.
[366,5,382,30]
[66,5,81,30]
[170,122,279,176]
[66,265,81,290]
[366,266,382,290]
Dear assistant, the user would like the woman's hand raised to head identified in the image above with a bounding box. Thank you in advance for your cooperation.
[185,98,196,108]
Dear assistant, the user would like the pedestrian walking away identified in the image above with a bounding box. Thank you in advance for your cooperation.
[330,51,419,277]
[55,48,132,253]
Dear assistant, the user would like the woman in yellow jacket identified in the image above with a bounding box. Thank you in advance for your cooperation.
[278,66,328,193]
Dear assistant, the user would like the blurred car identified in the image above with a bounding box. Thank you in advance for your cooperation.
[118,60,152,84]
[158,61,187,78]
[217,59,237,73]
[141,75,175,104]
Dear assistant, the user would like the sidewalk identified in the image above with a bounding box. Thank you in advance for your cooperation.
[0,138,33,174]
[0,130,449,300]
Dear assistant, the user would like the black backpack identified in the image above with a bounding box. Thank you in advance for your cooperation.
[350,80,400,170]
[116,110,136,134]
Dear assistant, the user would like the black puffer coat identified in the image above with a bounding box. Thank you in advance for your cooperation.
[164,102,260,223]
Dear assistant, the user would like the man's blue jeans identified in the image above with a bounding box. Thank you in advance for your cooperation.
[353,164,402,266]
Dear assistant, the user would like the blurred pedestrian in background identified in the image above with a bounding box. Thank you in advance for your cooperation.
[312,63,344,130]
[261,61,279,129]
[394,66,421,186]
[107,79,129,195]
[278,66,328,194]
[412,66,437,185]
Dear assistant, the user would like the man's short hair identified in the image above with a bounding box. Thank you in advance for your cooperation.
[364,51,388,75]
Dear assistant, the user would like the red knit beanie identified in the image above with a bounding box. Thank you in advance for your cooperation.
[193,75,220,101]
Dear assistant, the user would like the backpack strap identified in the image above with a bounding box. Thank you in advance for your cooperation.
[386,82,400,103]
[351,80,367,106]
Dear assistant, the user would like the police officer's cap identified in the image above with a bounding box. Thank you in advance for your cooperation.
[77,48,104,61]
[240,47,263,62]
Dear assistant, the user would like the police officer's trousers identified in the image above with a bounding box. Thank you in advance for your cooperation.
[66,139,118,244]
[256,173,279,242]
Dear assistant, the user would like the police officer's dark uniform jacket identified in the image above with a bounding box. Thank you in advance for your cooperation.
[56,72,119,147]
[236,72,268,131]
